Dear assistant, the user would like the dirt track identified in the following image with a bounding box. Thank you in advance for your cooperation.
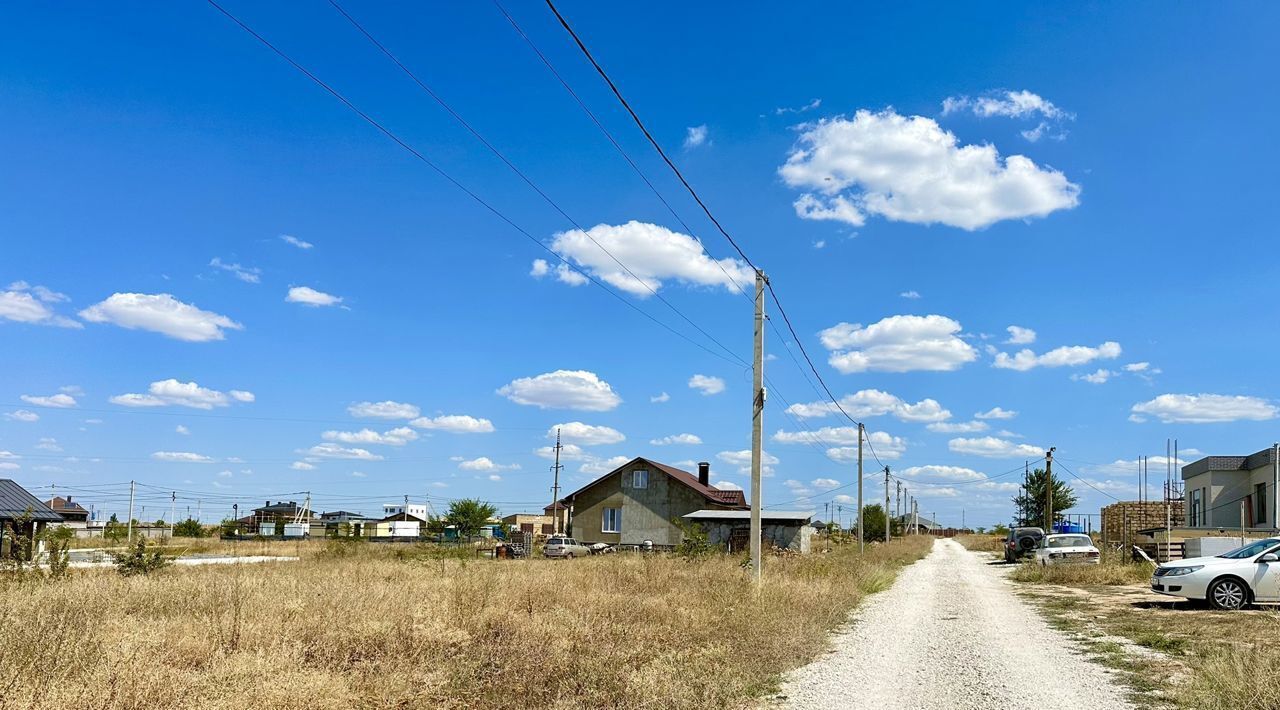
[778,538,1133,709]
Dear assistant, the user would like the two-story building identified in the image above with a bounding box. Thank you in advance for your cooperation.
[561,458,747,547]
[1182,445,1280,528]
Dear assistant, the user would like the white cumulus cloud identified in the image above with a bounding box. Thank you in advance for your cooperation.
[993,341,1121,371]
[1004,326,1036,344]
[942,90,1069,120]
[304,443,384,461]
[4,410,39,422]
[458,457,521,472]
[550,422,625,446]
[580,455,631,475]
[286,286,342,307]
[948,436,1043,458]
[1130,394,1277,424]
[779,109,1080,230]
[974,407,1017,420]
[820,315,976,373]
[688,374,726,396]
[152,451,214,463]
[110,379,254,410]
[280,234,313,249]
[409,414,495,433]
[650,433,702,446]
[20,393,78,408]
[546,221,753,297]
[290,461,316,471]
[926,420,989,433]
[498,370,621,411]
[80,293,241,342]
[348,401,420,419]
[1072,368,1115,384]
[824,430,907,462]
[0,282,81,328]
[684,124,709,148]
[322,427,418,447]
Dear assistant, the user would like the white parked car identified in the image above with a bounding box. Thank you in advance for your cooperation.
[1033,533,1101,566]
[1151,537,1280,610]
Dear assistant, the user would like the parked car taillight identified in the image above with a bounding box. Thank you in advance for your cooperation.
[1088,551,1100,557]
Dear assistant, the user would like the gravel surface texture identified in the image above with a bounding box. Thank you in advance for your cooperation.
[778,538,1134,709]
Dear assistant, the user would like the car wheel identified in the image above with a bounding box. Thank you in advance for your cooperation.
[1208,577,1249,610]
[566,552,574,559]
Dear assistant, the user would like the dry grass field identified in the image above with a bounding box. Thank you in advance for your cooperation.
[0,536,930,709]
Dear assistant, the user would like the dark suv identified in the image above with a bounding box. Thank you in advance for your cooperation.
[1004,527,1045,562]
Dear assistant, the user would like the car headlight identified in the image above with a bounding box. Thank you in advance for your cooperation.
[1162,565,1204,576]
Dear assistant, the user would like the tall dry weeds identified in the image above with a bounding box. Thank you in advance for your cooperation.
[0,536,929,709]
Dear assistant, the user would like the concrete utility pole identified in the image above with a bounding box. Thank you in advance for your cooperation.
[912,498,918,535]
[550,427,564,534]
[895,480,902,531]
[197,498,202,523]
[127,480,135,542]
[1045,448,1056,532]
[170,492,176,536]
[884,466,891,544]
[1273,442,1279,534]
[857,422,864,553]
[749,269,767,585]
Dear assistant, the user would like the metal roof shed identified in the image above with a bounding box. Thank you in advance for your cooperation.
[0,479,63,522]
[682,509,816,553]
[682,510,815,522]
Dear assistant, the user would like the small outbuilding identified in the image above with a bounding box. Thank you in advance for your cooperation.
[1,479,64,561]
[681,509,815,553]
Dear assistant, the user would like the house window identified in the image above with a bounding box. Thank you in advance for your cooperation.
[602,507,621,533]
[1257,483,1268,525]
[1190,488,1203,526]
[631,469,649,489]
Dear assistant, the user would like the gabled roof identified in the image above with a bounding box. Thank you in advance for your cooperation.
[378,512,427,523]
[564,457,748,509]
[46,496,88,513]
[0,480,63,522]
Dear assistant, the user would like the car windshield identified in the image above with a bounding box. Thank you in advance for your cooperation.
[1217,538,1280,559]
[1046,535,1092,548]
[547,538,565,545]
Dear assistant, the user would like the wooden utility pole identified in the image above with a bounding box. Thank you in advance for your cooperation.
[550,427,564,534]
[1045,447,1056,532]
[884,466,891,544]
[856,422,865,553]
[749,269,766,585]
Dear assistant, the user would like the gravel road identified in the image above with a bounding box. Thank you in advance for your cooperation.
[778,538,1133,710]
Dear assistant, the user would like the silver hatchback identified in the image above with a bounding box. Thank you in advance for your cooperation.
[543,536,591,559]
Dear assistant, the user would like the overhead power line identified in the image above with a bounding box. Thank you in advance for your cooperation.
[205,0,741,367]
[539,0,885,469]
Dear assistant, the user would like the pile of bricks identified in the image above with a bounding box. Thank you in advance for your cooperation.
[1100,500,1186,545]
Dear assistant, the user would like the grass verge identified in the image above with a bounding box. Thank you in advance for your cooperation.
[0,536,930,709]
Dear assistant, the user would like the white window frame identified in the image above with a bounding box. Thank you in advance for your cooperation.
[631,469,649,489]
[602,507,621,533]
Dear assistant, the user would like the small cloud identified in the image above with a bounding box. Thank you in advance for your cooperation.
[152,451,214,463]
[286,286,343,307]
[650,392,670,403]
[650,433,702,446]
[4,410,39,422]
[209,257,261,284]
[1004,326,1036,345]
[20,393,77,408]
[290,461,316,471]
[1071,368,1115,384]
[280,234,314,249]
[688,374,726,396]
[813,240,826,250]
[351,471,367,478]
[775,98,822,115]
[899,290,921,299]
[684,124,709,149]
[175,424,190,435]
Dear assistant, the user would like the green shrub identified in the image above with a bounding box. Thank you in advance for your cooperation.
[113,539,169,577]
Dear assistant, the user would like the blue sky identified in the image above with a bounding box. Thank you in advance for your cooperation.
[2,2,1277,527]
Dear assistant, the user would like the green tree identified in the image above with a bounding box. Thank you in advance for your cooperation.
[992,523,1010,537]
[173,518,206,537]
[103,514,127,542]
[1012,467,1078,529]
[445,498,497,539]
[860,504,901,543]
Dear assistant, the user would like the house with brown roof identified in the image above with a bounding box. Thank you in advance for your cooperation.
[45,496,90,528]
[561,458,747,547]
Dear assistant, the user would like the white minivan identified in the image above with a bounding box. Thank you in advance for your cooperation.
[1033,533,1101,566]
[543,536,591,559]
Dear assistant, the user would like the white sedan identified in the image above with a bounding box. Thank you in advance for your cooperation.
[1033,533,1102,566]
[1151,537,1280,610]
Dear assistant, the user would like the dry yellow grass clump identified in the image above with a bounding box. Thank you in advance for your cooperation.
[1009,550,1151,586]
[0,537,930,709]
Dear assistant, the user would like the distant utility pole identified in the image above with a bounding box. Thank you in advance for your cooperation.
[170,491,176,536]
[127,480,135,542]
[856,422,865,553]
[197,498,202,523]
[895,480,902,530]
[550,427,564,534]
[749,269,767,585]
[884,466,891,544]
[1045,447,1056,532]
